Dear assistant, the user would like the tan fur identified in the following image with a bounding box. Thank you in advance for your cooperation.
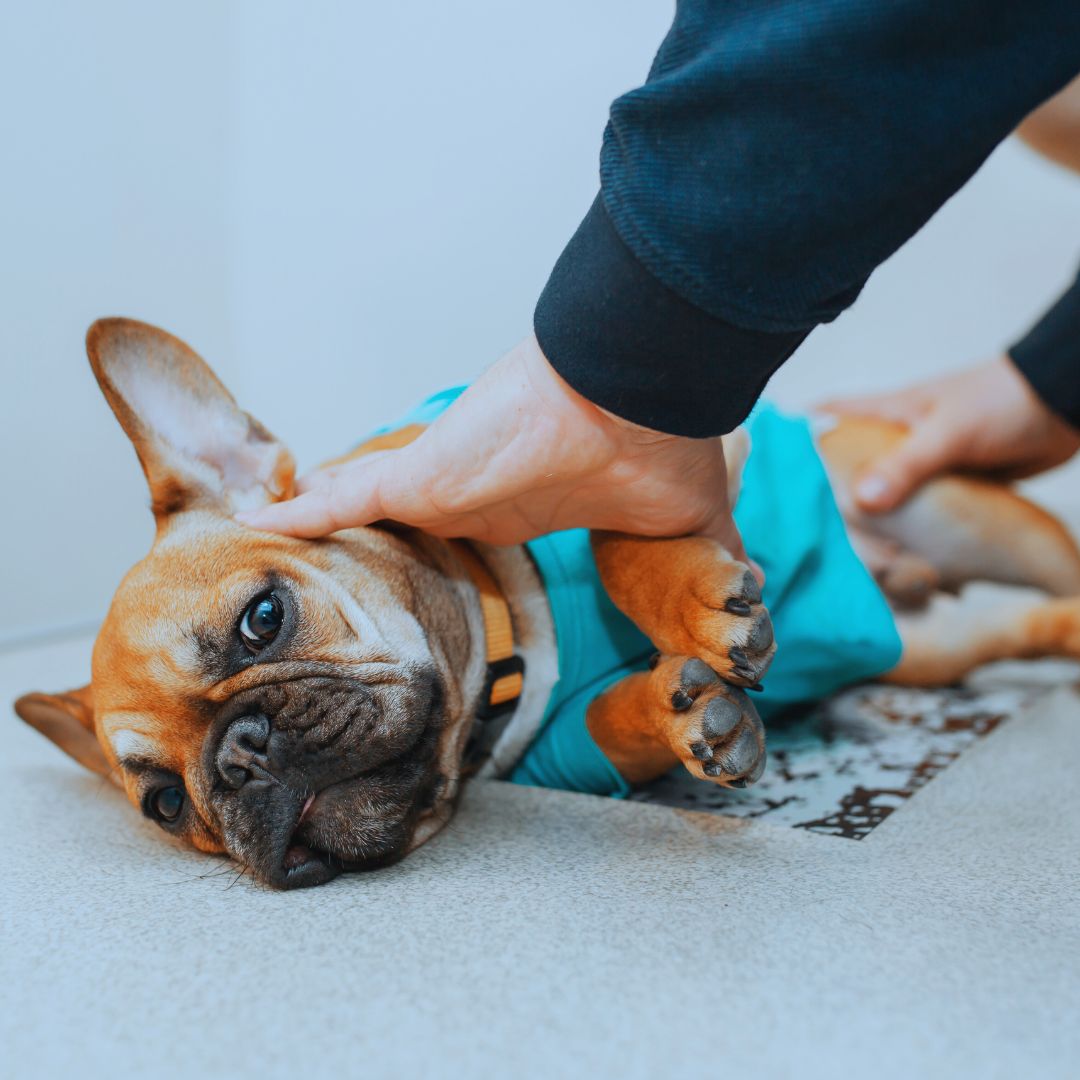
[1016,74,1080,173]
[590,532,775,684]
[14,686,107,776]
[86,319,296,521]
[584,671,679,783]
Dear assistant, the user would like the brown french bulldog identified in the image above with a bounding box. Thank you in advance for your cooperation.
[15,320,1080,889]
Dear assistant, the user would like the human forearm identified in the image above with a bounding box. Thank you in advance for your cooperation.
[536,0,1080,436]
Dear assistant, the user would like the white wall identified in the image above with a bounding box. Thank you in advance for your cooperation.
[0,0,669,647]
[2,1,1078,648]
[0,1,234,647]
[769,139,1080,408]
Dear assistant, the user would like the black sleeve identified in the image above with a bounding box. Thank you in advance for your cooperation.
[534,0,1080,437]
[1009,266,1080,431]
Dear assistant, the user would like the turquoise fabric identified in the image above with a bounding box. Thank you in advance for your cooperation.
[370,389,902,798]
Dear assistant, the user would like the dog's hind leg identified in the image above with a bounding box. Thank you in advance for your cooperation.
[820,417,1080,597]
[846,524,942,609]
[585,655,766,787]
[885,587,1080,687]
[873,477,1080,597]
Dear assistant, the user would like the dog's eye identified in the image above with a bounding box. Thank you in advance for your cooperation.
[239,593,284,653]
[149,785,185,823]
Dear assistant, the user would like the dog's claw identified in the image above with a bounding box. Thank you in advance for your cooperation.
[671,554,773,687]
[740,570,762,605]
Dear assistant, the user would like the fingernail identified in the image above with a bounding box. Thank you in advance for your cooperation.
[856,475,891,506]
[234,510,260,525]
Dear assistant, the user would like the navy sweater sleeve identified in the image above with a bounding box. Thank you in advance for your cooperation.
[1009,266,1080,430]
[534,0,1080,437]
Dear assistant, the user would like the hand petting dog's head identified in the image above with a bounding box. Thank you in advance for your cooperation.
[16,320,482,888]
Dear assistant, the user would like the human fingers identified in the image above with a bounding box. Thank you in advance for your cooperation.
[853,421,954,512]
[294,466,343,495]
[237,457,390,537]
[817,390,929,426]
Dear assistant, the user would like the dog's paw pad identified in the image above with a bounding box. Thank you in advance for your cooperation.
[659,659,766,788]
[701,695,742,740]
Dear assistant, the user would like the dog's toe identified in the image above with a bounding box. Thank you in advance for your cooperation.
[684,566,777,687]
[659,662,767,789]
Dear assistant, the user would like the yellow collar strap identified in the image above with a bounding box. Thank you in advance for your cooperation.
[450,541,525,719]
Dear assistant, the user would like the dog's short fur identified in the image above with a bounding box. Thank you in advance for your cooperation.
[15,320,1080,888]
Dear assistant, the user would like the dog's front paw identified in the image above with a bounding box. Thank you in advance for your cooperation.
[591,533,776,689]
[652,655,766,787]
[679,562,775,689]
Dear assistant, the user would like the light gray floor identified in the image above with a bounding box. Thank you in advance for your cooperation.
[3,633,1078,1079]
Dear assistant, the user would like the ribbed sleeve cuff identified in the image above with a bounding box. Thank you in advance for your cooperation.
[1008,267,1080,431]
[533,196,808,437]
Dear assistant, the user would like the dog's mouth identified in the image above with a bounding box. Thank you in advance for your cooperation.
[225,680,448,890]
[282,793,323,870]
[280,795,339,888]
[279,786,348,888]
[277,770,420,889]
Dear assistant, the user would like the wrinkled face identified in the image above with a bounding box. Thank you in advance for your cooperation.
[15,319,481,889]
[94,518,468,888]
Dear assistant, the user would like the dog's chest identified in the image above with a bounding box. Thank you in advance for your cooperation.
[472,536,653,779]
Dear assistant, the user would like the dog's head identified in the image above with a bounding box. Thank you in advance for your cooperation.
[16,319,483,888]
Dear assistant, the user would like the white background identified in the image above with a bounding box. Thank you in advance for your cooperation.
[2,0,1078,648]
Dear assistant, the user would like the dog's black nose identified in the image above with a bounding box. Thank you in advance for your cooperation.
[216,714,271,789]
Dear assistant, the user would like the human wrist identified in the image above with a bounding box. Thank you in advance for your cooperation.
[519,332,685,451]
[533,195,807,438]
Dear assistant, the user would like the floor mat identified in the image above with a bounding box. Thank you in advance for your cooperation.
[632,665,1076,838]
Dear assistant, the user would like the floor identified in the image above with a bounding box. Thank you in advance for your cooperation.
[3,631,1079,1079]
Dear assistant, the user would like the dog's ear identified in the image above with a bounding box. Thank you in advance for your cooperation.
[14,686,112,777]
[86,318,296,520]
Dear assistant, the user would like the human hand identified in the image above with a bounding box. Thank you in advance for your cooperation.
[1016,73,1080,174]
[820,354,1080,512]
[238,335,753,567]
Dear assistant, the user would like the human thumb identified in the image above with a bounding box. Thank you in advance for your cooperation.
[854,426,950,513]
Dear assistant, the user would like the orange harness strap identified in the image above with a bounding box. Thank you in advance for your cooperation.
[450,541,524,717]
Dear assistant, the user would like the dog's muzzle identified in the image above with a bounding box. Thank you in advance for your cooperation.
[197,671,445,889]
